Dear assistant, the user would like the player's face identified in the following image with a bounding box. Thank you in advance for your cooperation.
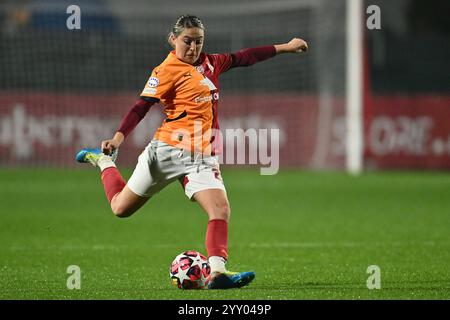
[173,27,204,65]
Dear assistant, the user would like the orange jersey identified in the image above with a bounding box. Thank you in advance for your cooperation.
[140,51,232,155]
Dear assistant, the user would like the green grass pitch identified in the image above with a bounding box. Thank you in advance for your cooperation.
[1,168,450,299]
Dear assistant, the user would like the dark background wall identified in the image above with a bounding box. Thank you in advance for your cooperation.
[367,0,450,94]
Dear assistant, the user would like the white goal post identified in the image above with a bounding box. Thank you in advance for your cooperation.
[346,0,364,175]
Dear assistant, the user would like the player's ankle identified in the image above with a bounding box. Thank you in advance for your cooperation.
[98,155,116,171]
[208,256,227,274]
[209,271,221,279]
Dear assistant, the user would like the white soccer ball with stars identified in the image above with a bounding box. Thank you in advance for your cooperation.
[170,250,211,289]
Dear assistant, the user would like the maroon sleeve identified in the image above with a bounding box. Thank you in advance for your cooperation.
[209,53,233,75]
[117,97,158,137]
[230,45,276,68]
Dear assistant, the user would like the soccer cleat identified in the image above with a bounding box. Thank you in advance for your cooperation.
[75,148,118,167]
[207,270,255,289]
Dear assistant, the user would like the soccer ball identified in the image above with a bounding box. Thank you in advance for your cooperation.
[170,250,211,289]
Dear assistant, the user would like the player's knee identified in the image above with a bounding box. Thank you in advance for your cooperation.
[224,204,231,220]
[111,203,133,218]
[213,203,231,222]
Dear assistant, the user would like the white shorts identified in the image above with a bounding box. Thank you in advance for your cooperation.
[127,140,226,199]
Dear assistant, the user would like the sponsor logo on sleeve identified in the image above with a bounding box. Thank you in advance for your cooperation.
[142,87,157,95]
[148,77,160,87]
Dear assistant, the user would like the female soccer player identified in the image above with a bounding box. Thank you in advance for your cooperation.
[76,15,308,289]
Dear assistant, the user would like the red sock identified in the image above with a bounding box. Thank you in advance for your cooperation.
[101,167,126,203]
[206,219,228,260]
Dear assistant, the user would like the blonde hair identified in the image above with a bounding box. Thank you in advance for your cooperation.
[168,15,205,48]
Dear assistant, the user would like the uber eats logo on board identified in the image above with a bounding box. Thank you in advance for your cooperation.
[66,5,81,30]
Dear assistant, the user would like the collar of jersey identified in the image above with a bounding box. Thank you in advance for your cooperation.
[169,51,206,67]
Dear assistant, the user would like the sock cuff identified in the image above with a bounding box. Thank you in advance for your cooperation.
[208,219,228,224]
[98,155,116,172]
[101,166,117,178]
[209,255,227,273]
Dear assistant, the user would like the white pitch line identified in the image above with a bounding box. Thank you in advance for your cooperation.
[247,241,444,248]
[2,241,447,252]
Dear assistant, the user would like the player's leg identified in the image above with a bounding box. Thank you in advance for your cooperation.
[193,188,231,275]
[108,183,149,218]
[193,189,255,289]
[183,165,255,289]
[194,188,231,222]
[76,147,150,218]
[193,188,231,267]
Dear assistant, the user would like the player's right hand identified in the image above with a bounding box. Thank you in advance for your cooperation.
[101,140,117,155]
[101,132,124,155]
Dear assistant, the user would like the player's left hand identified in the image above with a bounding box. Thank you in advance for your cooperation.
[286,38,308,53]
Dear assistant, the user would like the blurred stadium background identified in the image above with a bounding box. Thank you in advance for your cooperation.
[1,0,448,170]
[1,0,450,300]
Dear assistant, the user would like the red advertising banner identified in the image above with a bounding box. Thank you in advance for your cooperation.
[1,93,449,170]
[365,96,450,169]
[0,93,333,171]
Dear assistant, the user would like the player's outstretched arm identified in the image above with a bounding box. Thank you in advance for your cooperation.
[227,38,308,71]
[274,38,308,54]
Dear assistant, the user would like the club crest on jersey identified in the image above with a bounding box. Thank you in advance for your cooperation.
[148,77,159,87]
[196,65,205,74]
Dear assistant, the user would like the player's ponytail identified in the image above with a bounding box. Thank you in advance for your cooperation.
[168,15,205,48]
